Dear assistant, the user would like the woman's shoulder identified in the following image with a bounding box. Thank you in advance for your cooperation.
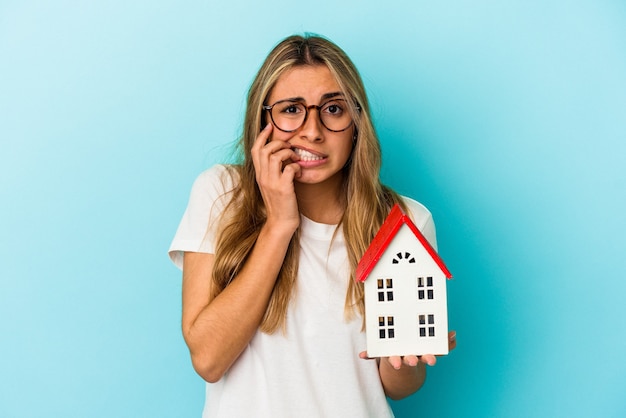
[400,195,433,227]
[192,164,241,192]
[195,164,240,183]
[399,195,438,248]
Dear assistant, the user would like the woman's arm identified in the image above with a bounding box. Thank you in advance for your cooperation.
[181,219,296,383]
[363,331,457,400]
[378,354,431,400]
[181,124,302,383]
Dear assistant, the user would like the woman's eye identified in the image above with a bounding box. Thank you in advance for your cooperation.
[280,104,302,114]
[324,102,344,115]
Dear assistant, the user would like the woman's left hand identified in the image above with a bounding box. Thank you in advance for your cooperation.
[359,330,457,369]
[361,330,456,399]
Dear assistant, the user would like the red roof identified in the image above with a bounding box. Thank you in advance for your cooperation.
[355,203,452,282]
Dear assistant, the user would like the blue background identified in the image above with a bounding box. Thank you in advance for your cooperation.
[1,1,625,417]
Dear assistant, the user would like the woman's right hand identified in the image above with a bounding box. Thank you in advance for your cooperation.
[251,124,302,231]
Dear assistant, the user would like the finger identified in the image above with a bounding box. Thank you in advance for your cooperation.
[403,355,419,367]
[387,355,403,370]
[264,149,299,183]
[252,125,293,168]
[256,138,296,169]
[358,351,371,360]
[448,330,457,351]
[252,123,273,152]
[281,160,302,179]
[420,354,437,366]
[251,124,274,170]
[253,139,296,181]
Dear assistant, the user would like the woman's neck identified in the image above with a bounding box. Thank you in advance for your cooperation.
[295,179,345,225]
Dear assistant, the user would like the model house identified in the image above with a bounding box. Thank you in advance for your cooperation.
[356,203,452,357]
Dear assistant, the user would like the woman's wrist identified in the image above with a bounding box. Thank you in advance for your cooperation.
[263,216,299,238]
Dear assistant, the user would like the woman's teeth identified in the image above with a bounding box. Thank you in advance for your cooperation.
[293,148,323,161]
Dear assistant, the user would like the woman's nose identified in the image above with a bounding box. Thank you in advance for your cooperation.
[299,107,324,141]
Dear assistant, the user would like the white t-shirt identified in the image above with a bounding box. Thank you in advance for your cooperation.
[169,165,437,418]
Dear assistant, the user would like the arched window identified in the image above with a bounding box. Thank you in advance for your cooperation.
[392,251,416,264]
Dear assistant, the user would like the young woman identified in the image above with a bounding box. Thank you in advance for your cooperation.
[169,34,455,417]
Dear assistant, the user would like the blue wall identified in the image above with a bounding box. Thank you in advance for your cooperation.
[1,1,625,417]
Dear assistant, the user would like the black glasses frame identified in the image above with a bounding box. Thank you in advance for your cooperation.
[262,98,360,133]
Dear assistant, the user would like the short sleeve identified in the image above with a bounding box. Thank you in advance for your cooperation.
[168,165,237,270]
[402,196,438,251]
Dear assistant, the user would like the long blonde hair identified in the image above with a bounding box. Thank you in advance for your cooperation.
[211,34,405,333]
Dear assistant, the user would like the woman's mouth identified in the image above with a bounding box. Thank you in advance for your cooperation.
[293,147,324,162]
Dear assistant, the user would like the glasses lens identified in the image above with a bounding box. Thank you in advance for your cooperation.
[271,102,306,132]
[319,99,352,132]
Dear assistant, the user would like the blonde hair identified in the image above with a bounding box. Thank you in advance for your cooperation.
[211,34,405,333]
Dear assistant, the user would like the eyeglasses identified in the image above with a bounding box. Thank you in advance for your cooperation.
[263,98,359,133]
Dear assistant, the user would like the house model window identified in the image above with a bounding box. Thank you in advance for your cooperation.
[356,204,453,357]
[378,316,395,339]
[377,278,394,302]
[392,252,416,264]
[419,314,436,337]
[418,276,434,300]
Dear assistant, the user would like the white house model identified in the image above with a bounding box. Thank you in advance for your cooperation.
[356,203,452,357]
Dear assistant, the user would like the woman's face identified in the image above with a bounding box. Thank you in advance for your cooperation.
[264,65,355,187]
